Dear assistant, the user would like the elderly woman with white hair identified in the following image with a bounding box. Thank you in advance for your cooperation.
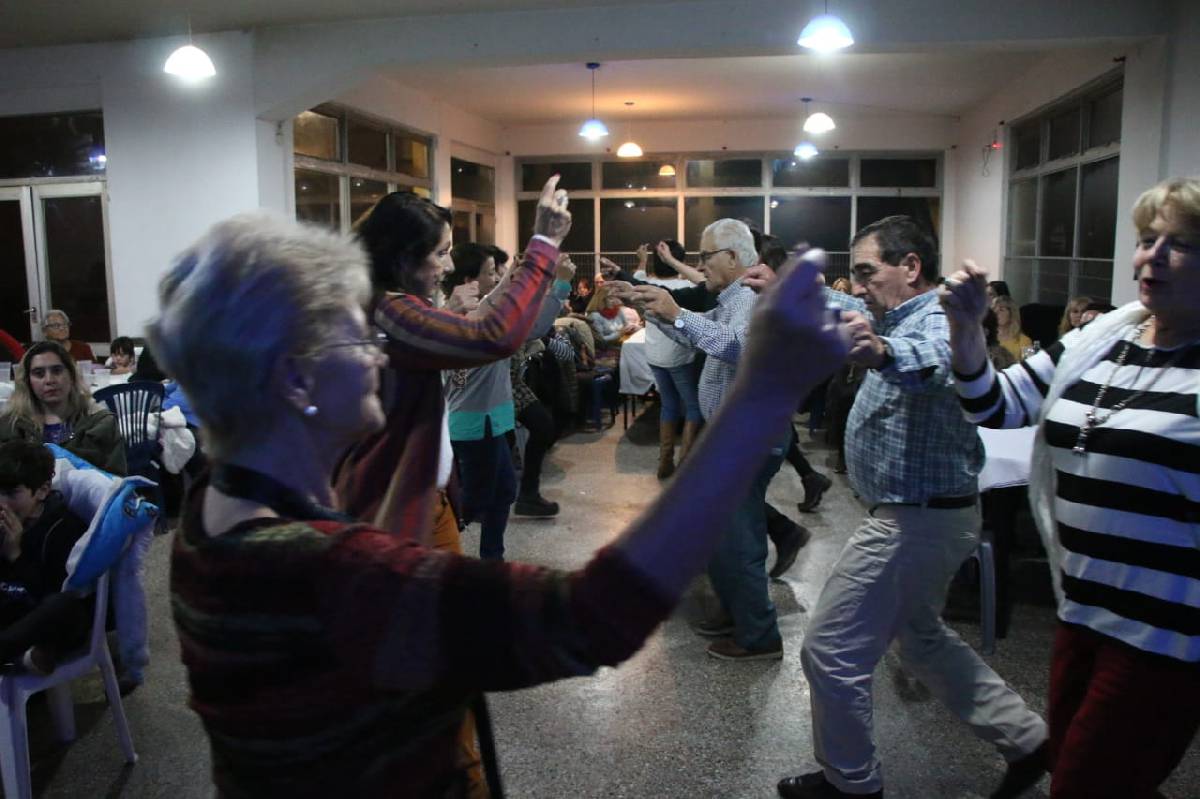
[40,310,94,363]
[153,205,846,796]
[941,177,1200,798]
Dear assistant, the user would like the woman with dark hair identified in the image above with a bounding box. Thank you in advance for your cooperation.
[0,342,125,474]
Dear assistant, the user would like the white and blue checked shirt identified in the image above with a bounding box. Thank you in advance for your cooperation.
[651,278,757,420]
[845,290,983,505]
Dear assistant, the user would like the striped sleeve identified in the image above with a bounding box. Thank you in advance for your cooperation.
[955,341,1064,428]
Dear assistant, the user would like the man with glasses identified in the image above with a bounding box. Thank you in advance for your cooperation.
[41,310,94,363]
[622,219,787,662]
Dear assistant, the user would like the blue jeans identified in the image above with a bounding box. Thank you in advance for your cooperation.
[650,364,703,423]
[452,430,517,560]
[707,451,785,651]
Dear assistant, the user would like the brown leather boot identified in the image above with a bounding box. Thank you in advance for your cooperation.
[657,421,677,479]
[678,420,702,464]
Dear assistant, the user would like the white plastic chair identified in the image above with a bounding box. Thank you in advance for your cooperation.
[972,529,998,656]
[0,571,137,799]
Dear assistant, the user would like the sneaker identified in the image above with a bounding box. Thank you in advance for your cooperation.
[778,771,882,798]
[20,646,56,676]
[513,495,559,517]
[798,472,833,512]
[769,523,812,579]
[990,741,1048,799]
[706,637,783,661]
[692,616,736,638]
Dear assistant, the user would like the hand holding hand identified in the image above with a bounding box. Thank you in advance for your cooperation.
[598,256,621,279]
[555,254,577,283]
[604,280,635,300]
[938,259,991,329]
[743,264,777,294]
[631,285,681,323]
[533,175,572,246]
[840,310,887,368]
[654,240,675,265]
[447,282,481,314]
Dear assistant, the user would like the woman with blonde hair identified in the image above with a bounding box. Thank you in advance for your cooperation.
[992,294,1033,361]
[0,341,125,474]
[1057,296,1092,336]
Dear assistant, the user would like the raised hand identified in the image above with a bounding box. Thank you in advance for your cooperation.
[742,264,776,294]
[533,175,572,246]
[555,254,577,283]
[598,256,621,279]
[840,310,887,368]
[630,285,681,323]
[636,243,650,268]
[446,282,480,314]
[938,259,991,329]
[603,280,635,300]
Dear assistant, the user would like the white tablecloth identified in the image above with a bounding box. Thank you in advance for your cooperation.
[619,328,656,395]
[0,381,12,409]
[978,425,1037,492]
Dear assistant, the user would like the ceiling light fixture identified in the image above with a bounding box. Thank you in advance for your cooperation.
[794,141,819,160]
[617,101,643,158]
[801,97,836,134]
[658,164,676,177]
[164,17,216,82]
[797,1,855,52]
[578,62,609,140]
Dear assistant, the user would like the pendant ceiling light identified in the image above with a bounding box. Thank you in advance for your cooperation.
[578,63,609,140]
[164,17,216,82]
[801,96,836,134]
[797,1,855,52]
[658,164,676,177]
[794,141,819,160]
[617,101,643,158]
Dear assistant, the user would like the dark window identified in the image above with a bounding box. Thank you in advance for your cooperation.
[1087,85,1122,149]
[1048,107,1081,161]
[683,197,763,250]
[294,111,340,161]
[1014,122,1041,171]
[393,133,431,180]
[43,195,110,342]
[600,198,677,251]
[349,178,388,228]
[521,162,592,192]
[1007,179,1038,258]
[771,157,850,188]
[0,198,31,337]
[601,160,677,190]
[685,159,761,188]
[451,158,496,204]
[860,159,937,188]
[519,198,594,252]
[770,197,852,252]
[1039,168,1077,257]
[855,197,941,242]
[0,111,106,179]
[1079,157,1119,259]
[347,119,388,171]
[295,170,341,229]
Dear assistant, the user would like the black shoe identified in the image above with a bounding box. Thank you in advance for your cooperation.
[692,616,736,637]
[769,523,812,579]
[778,771,882,798]
[990,742,1048,799]
[513,495,560,517]
[798,472,833,512]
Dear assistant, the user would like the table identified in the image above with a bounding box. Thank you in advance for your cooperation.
[977,425,1037,640]
[618,328,654,395]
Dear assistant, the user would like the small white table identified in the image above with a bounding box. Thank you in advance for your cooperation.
[618,328,655,396]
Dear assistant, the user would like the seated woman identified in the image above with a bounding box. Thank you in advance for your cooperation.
[0,342,126,474]
[107,336,137,375]
[1057,295,1092,337]
[587,284,641,369]
[992,294,1033,362]
[151,210,844,798]
[41,310,94,363]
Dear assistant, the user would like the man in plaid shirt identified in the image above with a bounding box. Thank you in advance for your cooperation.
[779,216,1046,799]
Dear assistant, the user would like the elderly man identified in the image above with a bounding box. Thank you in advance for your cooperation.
[41,310,94,363]
[625,218,786,661]
[779,216,1046,799]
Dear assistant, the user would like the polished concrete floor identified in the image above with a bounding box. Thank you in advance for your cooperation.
[23,412,1200,797]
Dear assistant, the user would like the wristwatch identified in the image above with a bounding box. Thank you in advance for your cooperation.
[673,313,686,329]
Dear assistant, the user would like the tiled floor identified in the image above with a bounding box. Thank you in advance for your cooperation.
[25,416,1200,797]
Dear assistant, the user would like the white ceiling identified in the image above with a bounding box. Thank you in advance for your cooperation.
[386,50,1050,125]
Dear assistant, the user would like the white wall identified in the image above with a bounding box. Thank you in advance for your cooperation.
[1161,0,1200,178]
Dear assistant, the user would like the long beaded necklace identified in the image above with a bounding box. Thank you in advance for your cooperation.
[1072,317,1162,455]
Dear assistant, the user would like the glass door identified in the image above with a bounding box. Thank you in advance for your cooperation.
[0,187,39,343]
[31,183,113,344]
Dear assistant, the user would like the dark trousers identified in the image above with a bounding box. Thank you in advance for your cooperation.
[0,592,92,663]
[517,401,555,499]
[452,429,518,560]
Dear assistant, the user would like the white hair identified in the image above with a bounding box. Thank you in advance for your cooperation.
[146,212,371,460]
[702,218,757,268]
[43,309,69,327]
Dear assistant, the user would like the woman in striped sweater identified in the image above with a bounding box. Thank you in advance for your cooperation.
[940,177,1200,799]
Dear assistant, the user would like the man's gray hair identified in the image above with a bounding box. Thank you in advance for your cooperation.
[43,309,69,327]
[702,218,757,268]
[146,212,371,460]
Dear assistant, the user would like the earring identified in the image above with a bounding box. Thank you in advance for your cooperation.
[303,405,319,417]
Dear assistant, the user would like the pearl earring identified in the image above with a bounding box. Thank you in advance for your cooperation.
[303,404,319,417]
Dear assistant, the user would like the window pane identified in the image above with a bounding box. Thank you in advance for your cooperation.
[394,133,431,180]
[1079,157,1119,259]
[769,196,851,252]
[521,162,591,192]
[683,197,763,250]
[1007,179,1038,258]
[519,198,594,252]
[600,198,676,252]
[476,211,495,246]
[855,197,941,242]
[347,119,388,171]
[295,170,341,229]
[349,178,388,228]
[685,159,761,188]
[0,200,31,339]
[771,157,850,188]
[451,158,496,204]
[451,210,471,245]
[860,158,937,188]
[43,195,110,342]
[1087,85,1122,149]
[0,111,106,179]
[1047,107,1081,161]
[601,160,676,190]
[1039,168,1077,257]
[294,111,339,161]
[1014,121,1040,171]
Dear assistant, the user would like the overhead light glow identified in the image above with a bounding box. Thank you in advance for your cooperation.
[624,200,635,209]
[579,118,610,140]
[617,141,644,158]
[797,13,855,52]
[658,164,676,177]
[164,44,216,82]
[803,111,836,134]
[794,141,819,160]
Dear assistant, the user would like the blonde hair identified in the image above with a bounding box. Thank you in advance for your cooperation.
[586,283,618,315]
[0,342,93,438]
[1058,295,1092,336]
[1133,177,1200,236]
[992,295,1023,341]
[830,277,852,294]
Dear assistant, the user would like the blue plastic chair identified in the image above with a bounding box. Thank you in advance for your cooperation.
[93,382,165,532]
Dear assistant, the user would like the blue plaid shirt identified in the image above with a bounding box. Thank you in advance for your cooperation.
[845,290,983,505]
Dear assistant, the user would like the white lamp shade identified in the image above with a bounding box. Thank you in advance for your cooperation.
[578,118,610,139]
[617,141,644,158]
[803,111,837,134]
[164,44,216,81]
[797,14,855,52]
[658,164,676,177]
[794,141,819,160]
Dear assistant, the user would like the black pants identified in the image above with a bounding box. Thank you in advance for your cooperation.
[0,592,92,663]
[785,429,815,478]
[517,401,556,499]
